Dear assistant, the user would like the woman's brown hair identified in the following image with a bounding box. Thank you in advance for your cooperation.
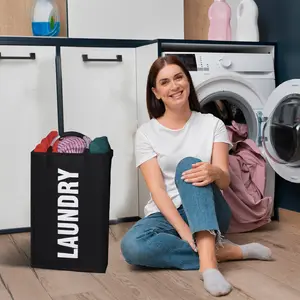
[146,55,201,119]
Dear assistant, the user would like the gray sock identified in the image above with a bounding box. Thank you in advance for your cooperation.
[223,239,273,261]
[201,269,232,297]
[240,242,273,260]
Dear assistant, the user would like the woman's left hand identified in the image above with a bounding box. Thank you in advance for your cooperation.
[181,162,220,187]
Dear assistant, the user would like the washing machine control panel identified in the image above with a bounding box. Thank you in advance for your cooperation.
[163,52,274,75]
[195,54,230,72]
[164,53,198,71]
[219,57,232,68]
[164,53,211,72]
[195,55,210,71]
[164,53,223,72]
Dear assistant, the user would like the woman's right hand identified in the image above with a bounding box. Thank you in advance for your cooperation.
[178,225,198,253]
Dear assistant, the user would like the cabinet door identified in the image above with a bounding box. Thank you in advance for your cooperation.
[67,0,184,39]
[0,46,58,231]
[60,47,138,220]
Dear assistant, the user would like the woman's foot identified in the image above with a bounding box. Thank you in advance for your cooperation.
[196,232,233,296]
[217,240,273,262]
[198,240,272,297]
[240,242,273,260]
[200,268,232,297]
[216,242,243,262]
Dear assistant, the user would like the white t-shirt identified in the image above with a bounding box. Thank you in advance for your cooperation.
[135,111,232,217]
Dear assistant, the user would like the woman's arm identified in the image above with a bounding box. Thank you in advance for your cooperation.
[135,129,197,251]
[139,157,189,233]
[211,142,230,190]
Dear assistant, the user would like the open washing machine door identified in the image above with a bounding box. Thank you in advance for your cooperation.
[195,74,264,143]
[261,79,300,183]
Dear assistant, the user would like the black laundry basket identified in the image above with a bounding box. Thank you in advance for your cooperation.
[30,54,113,273]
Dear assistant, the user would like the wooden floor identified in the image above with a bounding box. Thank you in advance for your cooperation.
[1,212,300,299]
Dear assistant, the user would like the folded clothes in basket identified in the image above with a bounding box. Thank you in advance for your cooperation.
[34,131,111,154]
[34,130,59,152]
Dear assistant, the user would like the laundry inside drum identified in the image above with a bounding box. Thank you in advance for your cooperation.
[201,99,246,126]
[200,97,252,156]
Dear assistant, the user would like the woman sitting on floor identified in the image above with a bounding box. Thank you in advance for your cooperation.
[120,55,273,297]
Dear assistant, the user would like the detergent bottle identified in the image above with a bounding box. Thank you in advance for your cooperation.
[31,0,60,36]
[236,0,259,41]
[208,0,232,41]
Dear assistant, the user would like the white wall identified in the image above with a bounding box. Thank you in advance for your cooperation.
[67,0,184,40]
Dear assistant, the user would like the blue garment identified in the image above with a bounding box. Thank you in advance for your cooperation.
[120,157,232,270]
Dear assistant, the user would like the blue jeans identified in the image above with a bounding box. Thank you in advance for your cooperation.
[120,157,232,270]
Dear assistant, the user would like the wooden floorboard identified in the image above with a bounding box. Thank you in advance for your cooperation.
[11,233,113,299]
[150,270,252,299]
[0,218,299,299]
[0,235,52,300]
[0,270,13,300]
[223,264,300,300]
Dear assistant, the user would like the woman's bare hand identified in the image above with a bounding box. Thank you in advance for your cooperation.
[181,162,220,187]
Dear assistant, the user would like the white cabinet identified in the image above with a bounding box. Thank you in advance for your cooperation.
[136,43,159,217]
[60,46,138,221]
[0,45,58,231]
[67,0,184,40]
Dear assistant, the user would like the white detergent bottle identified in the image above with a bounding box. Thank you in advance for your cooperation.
[236,0,259,42]
[31,0,60,36]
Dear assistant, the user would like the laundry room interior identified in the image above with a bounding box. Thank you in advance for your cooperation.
[0,0,300,299]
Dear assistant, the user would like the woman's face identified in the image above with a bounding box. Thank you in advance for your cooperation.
[152,64,190,111]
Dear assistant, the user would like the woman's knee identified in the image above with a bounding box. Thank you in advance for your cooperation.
[175,157,201,178]
[120,230,147,265]
[175,157,203,186]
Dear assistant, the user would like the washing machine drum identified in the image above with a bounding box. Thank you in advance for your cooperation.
[270,98,300,163]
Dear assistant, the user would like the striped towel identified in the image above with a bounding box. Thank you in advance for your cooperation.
[57,136,92,153]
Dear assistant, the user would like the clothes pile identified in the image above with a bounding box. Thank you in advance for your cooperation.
[223,121,273,233]
[34,130,111,154]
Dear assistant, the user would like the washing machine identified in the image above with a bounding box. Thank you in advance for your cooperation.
[162,51,300,209]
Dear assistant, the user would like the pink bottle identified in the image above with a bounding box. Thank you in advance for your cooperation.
[208,0,232,41]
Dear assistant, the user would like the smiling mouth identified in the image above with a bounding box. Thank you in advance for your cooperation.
[170,91,183,98]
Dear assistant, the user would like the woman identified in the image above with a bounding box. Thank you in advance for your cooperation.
[121,55,273,297]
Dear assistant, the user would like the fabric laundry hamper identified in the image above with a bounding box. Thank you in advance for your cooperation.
[30,56,113,273]
[30,140,113,273]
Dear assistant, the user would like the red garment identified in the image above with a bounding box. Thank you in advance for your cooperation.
[223,121,273,233]
[34,130,58,152]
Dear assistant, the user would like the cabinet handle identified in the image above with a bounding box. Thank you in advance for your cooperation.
[82,54,122,62]
[0,52,36,60]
